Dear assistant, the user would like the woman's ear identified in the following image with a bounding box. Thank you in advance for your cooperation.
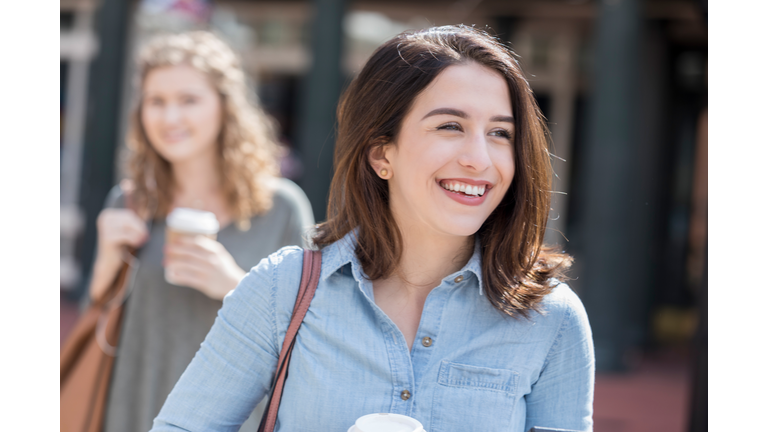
[368,141,392,180]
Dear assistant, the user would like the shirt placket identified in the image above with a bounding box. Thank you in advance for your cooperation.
[352,263,473,418]
[351,266,417,416]
[410,283,449,387]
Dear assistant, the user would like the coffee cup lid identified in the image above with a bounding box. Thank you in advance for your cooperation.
[348,413,424,432]
[166,208,220,234]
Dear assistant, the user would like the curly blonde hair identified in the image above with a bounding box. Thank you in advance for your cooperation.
[126,31,280,228]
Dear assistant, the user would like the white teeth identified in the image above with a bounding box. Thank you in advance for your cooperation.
[441,181,487,197]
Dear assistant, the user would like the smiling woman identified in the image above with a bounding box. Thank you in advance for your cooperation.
[151,25,594,432]
[82,32,315,432]
[316,27,572,319]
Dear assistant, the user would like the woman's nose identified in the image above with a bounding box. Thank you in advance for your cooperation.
[163,104,182,124]
[457,132,492,172]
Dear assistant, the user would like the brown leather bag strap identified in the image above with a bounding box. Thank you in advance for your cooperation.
[94,181,142,356]
[258,249,322,432]
[91,180,139,308]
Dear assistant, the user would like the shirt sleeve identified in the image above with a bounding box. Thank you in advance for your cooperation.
[524,286,596,432]
[150,251,289,432]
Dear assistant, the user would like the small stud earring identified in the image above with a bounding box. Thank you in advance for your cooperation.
[380,169,388,178]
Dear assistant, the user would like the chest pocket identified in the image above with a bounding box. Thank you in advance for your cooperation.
[431,360,519,432]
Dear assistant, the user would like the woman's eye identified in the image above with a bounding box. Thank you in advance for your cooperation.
[490,129,512,140]
[145,98,164,107]
[436,122,462,132]
[181,96,198,105]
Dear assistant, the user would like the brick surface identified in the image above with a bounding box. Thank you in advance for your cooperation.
[594,348,692,432]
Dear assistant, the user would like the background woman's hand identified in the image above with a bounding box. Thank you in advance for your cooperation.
[89,208,149,301]
[164,235,247,300]
[97,208,149,257]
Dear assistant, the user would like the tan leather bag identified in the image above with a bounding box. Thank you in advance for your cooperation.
[60,183,138,432]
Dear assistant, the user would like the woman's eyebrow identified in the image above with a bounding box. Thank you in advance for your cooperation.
[422,107,468,120]
[422,108,514,123]
[490,115,514,123]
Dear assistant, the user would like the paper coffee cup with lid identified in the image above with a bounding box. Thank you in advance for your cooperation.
[347,413,424,432]
[164,208,220,285]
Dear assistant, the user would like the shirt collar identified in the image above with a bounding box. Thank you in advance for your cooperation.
[319,229,360,282]
[321,229,485,296]
[463,238,485,296]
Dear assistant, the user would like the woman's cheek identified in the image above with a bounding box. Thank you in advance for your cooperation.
[142,109,161,138]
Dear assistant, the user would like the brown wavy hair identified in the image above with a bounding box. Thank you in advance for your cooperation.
[313,25,572,318]
[126,31,280,227]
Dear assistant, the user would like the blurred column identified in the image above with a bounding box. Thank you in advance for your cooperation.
[577,0,644,371]
[296,0,347,222]
[687,104,707,432]
[75,0,131,300]
[688,242,707,432]
[544,25,578,247]
[61,7,98,291]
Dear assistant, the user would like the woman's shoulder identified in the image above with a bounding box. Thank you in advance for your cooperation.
[535,281,590,329]
[102,180,134,209]
[231,245,303,296]
[247,244,305,275]
[230,245,317,320]
[266,177,311,210]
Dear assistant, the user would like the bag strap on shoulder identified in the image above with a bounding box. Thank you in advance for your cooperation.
[258,248,322,432]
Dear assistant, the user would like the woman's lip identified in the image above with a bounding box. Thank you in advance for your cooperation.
[162,133,189,142]
[439,185,489,206]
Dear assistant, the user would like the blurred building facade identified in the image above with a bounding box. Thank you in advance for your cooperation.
[61,0,707,379]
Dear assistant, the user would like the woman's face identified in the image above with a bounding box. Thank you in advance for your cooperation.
[141,64,223,165]
[377,62,515,239]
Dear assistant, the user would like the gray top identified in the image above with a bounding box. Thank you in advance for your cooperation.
[101,178,315,432]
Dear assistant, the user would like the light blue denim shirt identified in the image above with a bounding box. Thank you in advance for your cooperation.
[151,232,594,432]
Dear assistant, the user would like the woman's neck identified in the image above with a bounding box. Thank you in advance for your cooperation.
[170,154,228,219]
[389,223,475,295]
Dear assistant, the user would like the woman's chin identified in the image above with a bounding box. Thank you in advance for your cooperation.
[436,219,486,239]
[153,147,203,166]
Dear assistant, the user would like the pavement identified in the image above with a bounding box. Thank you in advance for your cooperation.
[593,347,693,432]
[60,297,694,431]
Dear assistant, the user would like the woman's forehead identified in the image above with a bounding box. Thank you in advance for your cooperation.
[143,65,215,94]
[407,63,513,120]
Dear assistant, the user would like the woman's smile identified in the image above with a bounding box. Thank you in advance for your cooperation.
[160,129,192,144]
[437,178,493,206]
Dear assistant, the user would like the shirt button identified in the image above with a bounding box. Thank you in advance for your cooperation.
[421,336,433,347]
[400,389,411,401]
[454,275,464,283]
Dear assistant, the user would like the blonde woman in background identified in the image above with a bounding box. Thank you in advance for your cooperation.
[88,31,314,432]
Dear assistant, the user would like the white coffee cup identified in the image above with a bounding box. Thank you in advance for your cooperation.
[347,413,424,432]
[164,208,220,285]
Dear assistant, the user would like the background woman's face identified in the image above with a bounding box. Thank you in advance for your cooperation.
[381,62,515,239]
[141,64,222,165]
